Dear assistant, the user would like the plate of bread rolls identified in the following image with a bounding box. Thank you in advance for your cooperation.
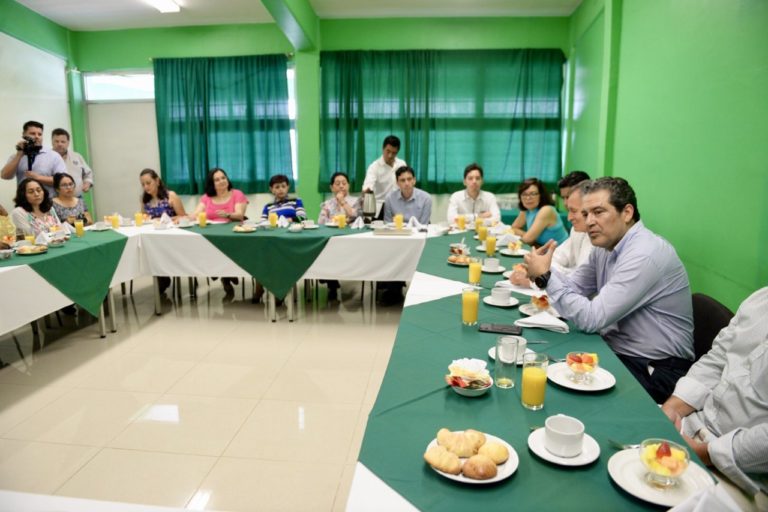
[423,428,518,484]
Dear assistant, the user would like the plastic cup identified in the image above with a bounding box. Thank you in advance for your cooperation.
[461,287,480,326]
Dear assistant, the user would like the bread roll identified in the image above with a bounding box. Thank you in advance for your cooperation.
[437,428,487,457]
[478,442,509,464]
[462,454,498,480]
[424,445,461,475]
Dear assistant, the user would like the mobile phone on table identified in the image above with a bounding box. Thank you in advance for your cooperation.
[478,323,523,335]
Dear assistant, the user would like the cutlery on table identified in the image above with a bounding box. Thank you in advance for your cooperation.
[608,438,641,450]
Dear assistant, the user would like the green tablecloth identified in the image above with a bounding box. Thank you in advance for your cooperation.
[188,224,353,299]
[0,230,128,316]
[360,233,707,511]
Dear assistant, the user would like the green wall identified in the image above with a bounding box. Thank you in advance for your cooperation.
[0,0,69,58]
[609,0,768,310]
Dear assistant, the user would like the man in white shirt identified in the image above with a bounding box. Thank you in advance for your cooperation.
[52,128,94,197]
[362,135,406,216]
[446,163,500,224]
[661,287,768,498]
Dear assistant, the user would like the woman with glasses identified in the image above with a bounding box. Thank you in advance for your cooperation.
[11,177,63,236]
[52,173,93,226]
[510,178,568,247]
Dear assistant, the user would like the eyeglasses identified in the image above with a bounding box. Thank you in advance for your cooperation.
[521,192,540,198]
[59,183,75,189]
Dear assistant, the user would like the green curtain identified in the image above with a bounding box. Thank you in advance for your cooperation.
[320,49,564,193]
[154,55,292,194]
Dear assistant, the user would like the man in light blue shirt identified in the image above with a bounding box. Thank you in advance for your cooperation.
[525,177,694,402]
[382,166,432,225]
[2,120,66,197]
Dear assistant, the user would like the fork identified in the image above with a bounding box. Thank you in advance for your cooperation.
[608,438,641,450]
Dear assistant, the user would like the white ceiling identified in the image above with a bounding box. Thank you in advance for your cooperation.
[16,0,582,31]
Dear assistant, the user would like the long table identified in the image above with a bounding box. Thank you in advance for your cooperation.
[346,233,713,511]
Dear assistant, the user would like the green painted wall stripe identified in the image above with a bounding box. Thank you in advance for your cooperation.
[0,0,69,59]
[262,0,319,51]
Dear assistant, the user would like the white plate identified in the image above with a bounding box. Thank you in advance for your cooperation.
[482,296,519,308]
[607,448,715,508]
[482,265,506,274]
[547,362,616,392]
[500,248,529,257]
[527,428,600,466]
[487,346,534,364]
[324,222,339,228]
[90,225,111,232]
[447,259,470,267]
[303,225,320,230]
[519,303,561,318]
[475,244,486,252]
[426,433,519,484]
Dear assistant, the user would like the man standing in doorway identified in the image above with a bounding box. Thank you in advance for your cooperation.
[362,135,406,216]
[52,128,94,197]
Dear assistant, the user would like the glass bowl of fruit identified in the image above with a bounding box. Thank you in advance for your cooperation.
[640,438,689,488]
[565,352,599,384]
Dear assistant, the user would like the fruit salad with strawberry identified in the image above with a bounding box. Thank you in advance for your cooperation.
[640,439,689,485]
[566,352,599,382]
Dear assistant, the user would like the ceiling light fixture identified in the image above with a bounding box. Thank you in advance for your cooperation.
[145,0,181,14]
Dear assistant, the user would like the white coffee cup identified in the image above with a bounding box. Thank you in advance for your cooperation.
[544,414,584,458]
[302,219,315,228]
[371,220,385,228]
[491,287,511,304]
[178,218,191,227]
[485,257,500,270]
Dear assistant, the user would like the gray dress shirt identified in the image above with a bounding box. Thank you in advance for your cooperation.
[382,188,432,225]
[547,221,694,360]
[674,287,768,496]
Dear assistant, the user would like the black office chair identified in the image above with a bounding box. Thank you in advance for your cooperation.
[691,293,734,361]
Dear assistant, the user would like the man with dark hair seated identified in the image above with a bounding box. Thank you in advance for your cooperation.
[661,287,767,499]
[524,177,695,403]
[557,170,591,201]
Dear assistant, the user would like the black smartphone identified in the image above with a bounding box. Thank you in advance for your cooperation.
[478,323,523,335]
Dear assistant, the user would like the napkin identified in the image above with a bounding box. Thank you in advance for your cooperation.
[407,216,424,230]
[515,312,569,333]
[490,224,510,236]
[351,217,365,230]
[34,231,51,245]
[63,222,76,235]
[277,215,291,228]
[496,232,520,246]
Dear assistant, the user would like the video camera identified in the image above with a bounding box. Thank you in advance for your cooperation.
[20,136,41,158]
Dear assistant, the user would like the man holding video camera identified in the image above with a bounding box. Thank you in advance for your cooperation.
[2,120,66,196]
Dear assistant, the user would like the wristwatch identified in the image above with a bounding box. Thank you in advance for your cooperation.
[534,271,551,289]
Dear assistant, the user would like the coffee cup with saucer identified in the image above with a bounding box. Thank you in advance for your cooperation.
[527,414,600,466]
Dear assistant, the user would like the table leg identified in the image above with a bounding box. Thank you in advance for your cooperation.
[287,287,294,322]
[98,303,107,338]
[154,277,162,316]
[107,287,117,333]
[268,291,276,322]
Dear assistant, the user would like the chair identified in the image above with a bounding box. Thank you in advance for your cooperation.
[691,293,734,361]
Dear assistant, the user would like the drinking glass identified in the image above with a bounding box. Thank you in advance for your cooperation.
[456,215,466,230]
[521,353,549,410]
[268,212,278,228]
[134,212,144,227]
[198,212,208,228]
[74,220,84,237]
[485,235,497,257]
[394,214,404,230]
[495,336,520,388]
[477,225,488,242]
[110,215,120,229]
[468,258,482,285]
[461,287,480,326]
[336,214,347,229]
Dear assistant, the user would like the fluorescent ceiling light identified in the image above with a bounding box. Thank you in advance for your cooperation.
[145,0,181,14]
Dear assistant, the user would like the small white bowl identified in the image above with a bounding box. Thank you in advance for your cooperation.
[451,378,493,397]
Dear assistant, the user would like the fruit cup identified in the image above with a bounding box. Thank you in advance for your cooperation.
[640,439,689,488]
[565,352,599,384]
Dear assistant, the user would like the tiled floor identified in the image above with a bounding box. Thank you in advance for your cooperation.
[0,277,401,511]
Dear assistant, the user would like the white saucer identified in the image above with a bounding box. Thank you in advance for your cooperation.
[607,448,715,508]
[528,428,600,466]
[482,265,505,274]
[487,346,534,364]
[475,244,486,252]
[519,303,561,318]
[303,225,319,230]
[547,362,616,392]
[482,296,519,308]
[500,248,529,256]
[426,433,519,484]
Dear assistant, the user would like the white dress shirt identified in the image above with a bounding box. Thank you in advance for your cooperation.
[673,287,768,496]
[60,150,94,197]
[446,189,501,223]
[551,229,592,275]
[362,156,407,214]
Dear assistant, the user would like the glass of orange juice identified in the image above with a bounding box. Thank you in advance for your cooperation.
[24,234,35,244]
[456,215,466,231]
[74,220,84,237]
[468,258,482,285]
[110,215,120,229]
[461,287,480,326]
[485,235,497,257]
[474,217,483,231]
[477,225,488,242]
[198,212,208,228]
[336,214,347,229]
[521,353,549,410]
[393,213,404,230]
[134,212,144,227]
[269,212,278,228]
